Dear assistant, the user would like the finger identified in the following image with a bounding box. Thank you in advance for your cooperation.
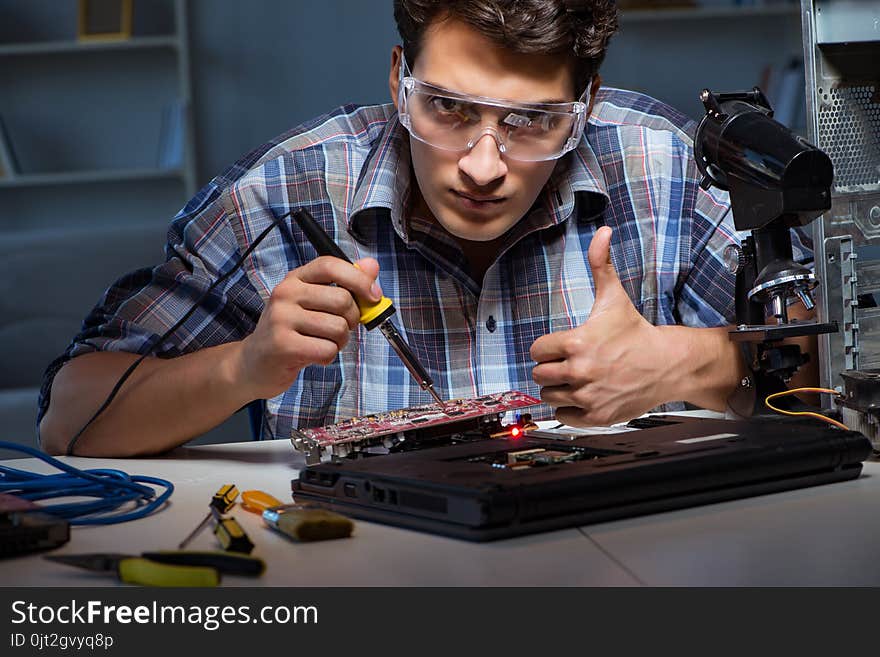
[588,226,627,312]
[298,256,383,303]
[588,225,614,290]
[353,257,380,282]
[297,286,362,329]
[353,257,384,301]
[557,404,626,428]
[531,360,572,387]
[271,280,361,329]
[289,309,354,350]
[529,331,568,364]
[554,406,595,428]
[538,384,581,410]
[279,333,344,367]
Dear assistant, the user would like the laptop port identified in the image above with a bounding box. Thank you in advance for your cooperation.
[303,470,340,487]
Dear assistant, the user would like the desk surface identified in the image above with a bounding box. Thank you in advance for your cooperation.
[3,432,880,587]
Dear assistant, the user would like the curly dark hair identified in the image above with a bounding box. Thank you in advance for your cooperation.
[393,0,619,94]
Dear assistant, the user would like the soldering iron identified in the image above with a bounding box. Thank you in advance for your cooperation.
[62,206,443,455]
[290,208,444,406]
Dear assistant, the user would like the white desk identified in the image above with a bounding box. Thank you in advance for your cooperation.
[2,437,879,587]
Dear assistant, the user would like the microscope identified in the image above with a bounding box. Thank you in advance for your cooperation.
[693,88,837,417]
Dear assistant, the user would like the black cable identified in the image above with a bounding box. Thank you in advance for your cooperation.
[64,209,295,456]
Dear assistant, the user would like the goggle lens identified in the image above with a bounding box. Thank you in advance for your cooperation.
[397,59,588,162]
[405,88,580,161]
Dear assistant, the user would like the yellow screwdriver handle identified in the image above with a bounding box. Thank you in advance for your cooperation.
[118,558,219,587]
[241,490,283,514]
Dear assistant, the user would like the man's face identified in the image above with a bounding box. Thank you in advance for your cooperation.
[390,18,578,243]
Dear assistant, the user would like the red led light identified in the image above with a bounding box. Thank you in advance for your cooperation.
[510,426,521,438]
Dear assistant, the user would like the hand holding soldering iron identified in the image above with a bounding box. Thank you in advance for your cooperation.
[234,256,384,401]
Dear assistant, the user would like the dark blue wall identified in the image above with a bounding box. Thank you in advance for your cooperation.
[189,0,398,186]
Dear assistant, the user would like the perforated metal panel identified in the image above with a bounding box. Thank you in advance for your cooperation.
[817,83,880,192]
[802,0,880,403]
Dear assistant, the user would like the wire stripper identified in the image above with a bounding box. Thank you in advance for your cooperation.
[45,553,219,587]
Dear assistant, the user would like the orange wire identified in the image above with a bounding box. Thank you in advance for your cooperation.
[764,387,849,430]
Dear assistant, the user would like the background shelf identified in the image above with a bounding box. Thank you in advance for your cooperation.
[621,3,799,22]
[0,35,178,56]
[0,167,184,189]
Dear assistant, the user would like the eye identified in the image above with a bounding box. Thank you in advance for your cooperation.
[423,96,480,126]
[428,96,466,114]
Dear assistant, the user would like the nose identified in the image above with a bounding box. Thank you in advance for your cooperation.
[458,130,508,187]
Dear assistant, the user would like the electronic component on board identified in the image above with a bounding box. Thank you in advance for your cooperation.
[290,390,541,464]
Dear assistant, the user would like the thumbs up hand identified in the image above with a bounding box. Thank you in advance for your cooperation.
[530,226,675,427]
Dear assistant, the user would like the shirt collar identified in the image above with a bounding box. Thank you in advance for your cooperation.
[348,112,412,245]
[553,127,610,222]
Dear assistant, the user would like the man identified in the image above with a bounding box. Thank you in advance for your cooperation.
[40,0,759,457]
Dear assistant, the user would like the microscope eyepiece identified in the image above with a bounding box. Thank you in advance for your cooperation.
[694,88,833,231]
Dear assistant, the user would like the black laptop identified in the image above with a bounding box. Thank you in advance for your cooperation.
[291,413,872,541]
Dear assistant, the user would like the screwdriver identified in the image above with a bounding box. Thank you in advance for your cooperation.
[290,208,444,406]
[241,489,283,514]
[178,483,239,550]
[212,513,254,554]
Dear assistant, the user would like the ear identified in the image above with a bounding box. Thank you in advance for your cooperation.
[389,45,403,111]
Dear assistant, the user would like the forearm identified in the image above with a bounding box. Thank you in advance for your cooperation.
[40,342,256,457]
[657,324,748,412]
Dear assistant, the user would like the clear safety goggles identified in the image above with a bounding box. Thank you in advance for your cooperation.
[397,56,589,162]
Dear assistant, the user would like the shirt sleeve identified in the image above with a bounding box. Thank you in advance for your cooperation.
[37,195,266,426]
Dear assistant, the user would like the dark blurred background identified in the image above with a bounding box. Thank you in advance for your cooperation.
[0,0,805,455]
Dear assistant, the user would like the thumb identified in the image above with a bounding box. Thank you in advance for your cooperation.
[588,226,625,308]
[353,257,380,279]
[353,257,383,301]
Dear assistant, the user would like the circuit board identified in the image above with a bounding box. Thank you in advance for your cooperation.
[290,390,541,464]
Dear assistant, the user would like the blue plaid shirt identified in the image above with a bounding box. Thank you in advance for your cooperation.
[40,88,748,440]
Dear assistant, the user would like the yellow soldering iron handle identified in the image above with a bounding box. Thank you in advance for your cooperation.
[355,284,395,330]
[291,208,395,330]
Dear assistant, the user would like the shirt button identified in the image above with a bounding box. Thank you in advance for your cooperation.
[486,316,497,332]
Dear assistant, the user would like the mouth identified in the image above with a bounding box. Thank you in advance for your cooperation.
[452,190,506,205]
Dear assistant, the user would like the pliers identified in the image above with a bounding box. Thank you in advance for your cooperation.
[44,550,264,587]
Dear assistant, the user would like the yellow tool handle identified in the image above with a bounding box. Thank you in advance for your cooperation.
[214,517,255,554]
[264,505,354,542]
[241,490,283,514]
[117,558,219,587]
[357,294,394,328]
[351,263,395,329]
[211,483,239,513]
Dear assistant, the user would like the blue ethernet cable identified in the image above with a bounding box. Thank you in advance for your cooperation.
[0,440,173,525]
